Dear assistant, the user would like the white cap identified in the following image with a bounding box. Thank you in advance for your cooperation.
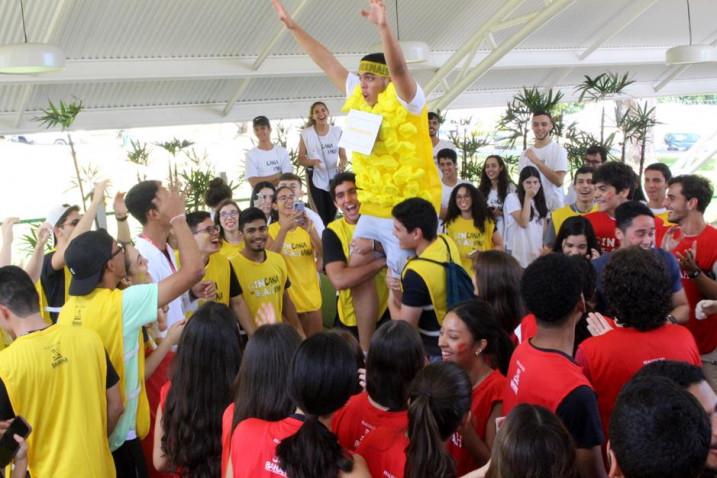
[45,204,74,228]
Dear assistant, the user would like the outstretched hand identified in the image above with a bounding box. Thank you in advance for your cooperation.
[361,0,387,27]
[271,0,297,29]
[256,302,278,327]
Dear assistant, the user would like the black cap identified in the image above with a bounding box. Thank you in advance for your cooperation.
[65,229,114,296]
[252,115,270,128]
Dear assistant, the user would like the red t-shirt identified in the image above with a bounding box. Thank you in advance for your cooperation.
[355,427,409,478]
[157,382,181,478]
[515,314,617,345]
[229,416,303,478]
[331,391,409,452]
[586,211,619,253]
[447,370,505,475]
[667,225,717,353]
[221,404,235,478]
[143,351,176,478]
[576,324,701,437]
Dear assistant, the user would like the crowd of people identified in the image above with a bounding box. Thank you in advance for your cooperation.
[1,0,717,477]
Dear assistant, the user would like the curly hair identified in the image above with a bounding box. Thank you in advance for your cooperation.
[603,247,672,331]
[521,254,581,326]
[161,302,243,477]
[444,183,495,233]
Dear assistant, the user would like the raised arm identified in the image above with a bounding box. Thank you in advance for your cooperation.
[362,0,417,103]
[272,0,348,92]
[0,217,19,267]
[24,223,51,283]
[113,192,132,244]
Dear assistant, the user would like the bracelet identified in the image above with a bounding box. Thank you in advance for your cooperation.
[169,213,186,225]
[688,269,702,280]
[115,215,128,222]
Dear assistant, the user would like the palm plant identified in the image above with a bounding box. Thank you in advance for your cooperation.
[497,87,565,150]
[621,102,659,182]
[126,139,151,182]
[447,117,489,183]
[157,138,194,189]
[574,72,635,144]
[35,99,86,209]
[564,123,616,174]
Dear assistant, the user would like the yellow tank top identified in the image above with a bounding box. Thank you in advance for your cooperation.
[219,240,243,260]
[445,216,495,272]
[403,235,463,324]
[268,223,322,314]
[551,204,597,234]
[57,288,150,439]
[342,82,441,218]
[229,250,288,324]
[327,217,388,327]
[0,326,116,478]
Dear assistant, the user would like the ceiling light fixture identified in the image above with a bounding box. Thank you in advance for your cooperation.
[665,0,717,65]
[0,0,65,74]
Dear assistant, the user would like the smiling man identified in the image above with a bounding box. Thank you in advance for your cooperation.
[586,162,638,252]
[643,162,672,222]
[551,165,597,235]
[244,115,294,188]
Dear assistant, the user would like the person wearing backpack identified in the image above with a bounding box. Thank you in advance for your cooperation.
[389,198,473,361]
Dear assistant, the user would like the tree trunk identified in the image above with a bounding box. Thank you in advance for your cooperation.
[67,133,86,211]
[600,103,605,145]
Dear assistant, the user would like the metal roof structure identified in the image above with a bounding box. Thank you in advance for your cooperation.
[1,0,716,134]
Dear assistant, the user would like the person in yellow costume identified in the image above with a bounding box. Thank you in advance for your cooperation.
[0,266,123,478]
[267,186,324,336]
[184,211,254,334]
[273,0,441,352]
[57,189,204,477]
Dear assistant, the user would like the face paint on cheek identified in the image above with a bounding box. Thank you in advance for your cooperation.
[456,342,469,353]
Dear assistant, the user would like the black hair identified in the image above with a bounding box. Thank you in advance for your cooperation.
[360,52,386,64]
[328,328,365,395]
[0,266,40,317]
[567,255,596,308]
[552,216,601,258]
[428,111,440,122]
[278,172,302,185]
[404,362,472,478]
[392,198,438,242]
[366,320,425,411]
[204,177,233,209]
[473,250,526,334]
[603,247,672,331]
[521,254,582,326]
[162,302,243,477]
[276,333,358,478]
[231,323,302,431]
[668,174,714,213]
[448,299,515,375]
[610,375,710,478]
[445,183,494,233]
[585,145,608,163]
[573,165,595,184]
[125,180,161,225]
[614,200,654,232]
[633,360,706,389]
[645,162,672,182]
[532,110,553,122]
[437,148,457,163]
[249,181,278,222]
[516,166,548,220]
[239,207,267,231]
[592,162,636,197]
[213,199,242,240]
[478,155,513,206]
[185,210,211,232]
[329,172,357,202]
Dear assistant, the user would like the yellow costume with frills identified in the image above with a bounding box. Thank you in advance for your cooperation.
[342,82,441,218]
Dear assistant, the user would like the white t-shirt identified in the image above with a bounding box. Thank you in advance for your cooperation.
[518,142,568,212]
[345,73,426,115]
[244,145,293,181]
[433,139,456,159]
[441,179,470,210]
[301,125,343,191]
[487,183,516,239]
[504,192,545,268]
[134,236,184,329]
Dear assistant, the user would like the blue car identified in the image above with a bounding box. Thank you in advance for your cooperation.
[665,132,699,151]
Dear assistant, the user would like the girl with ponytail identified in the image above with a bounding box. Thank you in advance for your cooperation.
[229,332,370,478]
[439,299,515,475]
[355,362,472,478]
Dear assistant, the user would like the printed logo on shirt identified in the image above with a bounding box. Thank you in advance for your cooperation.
[249,275,282,298]
[599,236,616,251]
[353,420,376,449]
[453,231,487,249]
[450,431,463,448]
[264,456,288,476]
[509,360,526,394]
[48,344,68,368]
[282,242,313,258]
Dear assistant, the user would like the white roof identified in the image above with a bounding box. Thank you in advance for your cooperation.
[1,0,716,133]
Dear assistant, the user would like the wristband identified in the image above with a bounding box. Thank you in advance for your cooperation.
[169,213,186,225]
[115,215,128,222]
[688,269,702,279]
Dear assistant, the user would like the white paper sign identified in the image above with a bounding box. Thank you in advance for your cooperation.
[339,109,383,155]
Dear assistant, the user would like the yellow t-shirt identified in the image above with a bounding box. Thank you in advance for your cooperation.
[326,217,388,327]
[268,223,322,314]
[0,325,116,478]
[218,240,243,260]
[444,216,495,272]
[551,204,598,234]
[229,250,289,323]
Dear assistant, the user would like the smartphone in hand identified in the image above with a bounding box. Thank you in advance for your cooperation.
[0,416,31,467]
[293,202,306,226]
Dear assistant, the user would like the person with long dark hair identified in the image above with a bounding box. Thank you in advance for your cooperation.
[440,300,514,475]
[478,155,515,239]
[444,184,504,272]
[552,216,601,260]
[472,250,525,335]
[249,181,277,224]
[229,332,370,477]
[504,166,548,267]
[355,362,472,478]
[221,323,302,477]
[214,199,243,259]
[332,320,425,451]
[153,302,243,477]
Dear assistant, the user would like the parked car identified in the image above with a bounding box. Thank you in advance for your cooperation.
[664,132,699,151]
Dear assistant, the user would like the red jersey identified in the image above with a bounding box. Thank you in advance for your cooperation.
[221,404,235,478]
[514,314,538,344]
[503,340,592,415]
[355,427,409,478]
[142,352,175,478]
[230,416,303,478]
[667,225,717,353]
[331,391,408,451]
[157,382,181,478]
[586,211,618,253]
[447,370,505,475]
[576,324,701,437]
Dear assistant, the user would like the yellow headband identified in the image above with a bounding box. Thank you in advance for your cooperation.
[359,60,389,78]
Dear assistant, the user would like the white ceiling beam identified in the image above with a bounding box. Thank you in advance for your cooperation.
[432,0,576,110]
[489,12,538,33]
[0,46,673,87]
[579,0,659,60]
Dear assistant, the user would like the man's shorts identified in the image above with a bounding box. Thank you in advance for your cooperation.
[353,215,414,276]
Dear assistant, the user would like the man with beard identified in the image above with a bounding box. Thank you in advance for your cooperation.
[429,111,455,161]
